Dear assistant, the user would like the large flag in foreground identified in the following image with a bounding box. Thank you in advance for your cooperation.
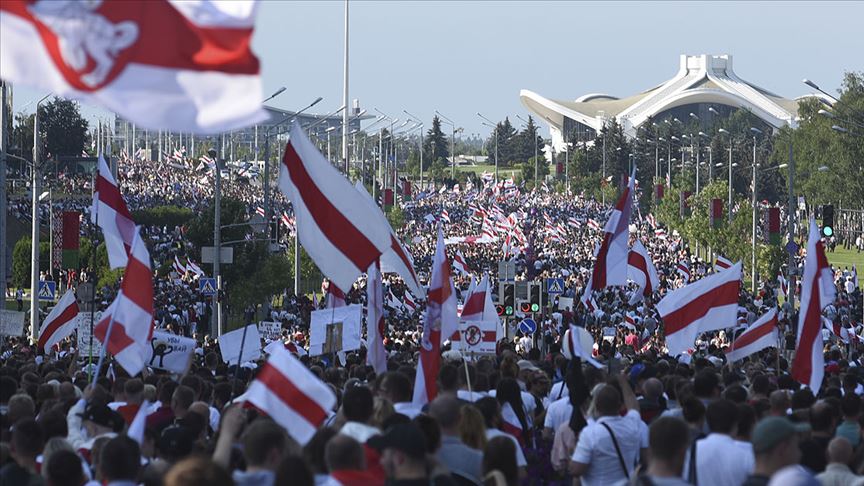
[657,262,742,356]
[94,229,154,376]
[592,167,636,288]
[279,123,392,293]
[0,1,266,133]
[791,220,836,392]
[627,240,659,304]
[38,289,79,351]
[93,156,135,269]
[413,226,458,405]
[245,346,336,445]
[725,308,778,363]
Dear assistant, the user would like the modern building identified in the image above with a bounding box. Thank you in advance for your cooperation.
[520,54,818,152]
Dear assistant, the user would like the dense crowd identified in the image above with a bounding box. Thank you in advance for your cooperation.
[2,155,864,486]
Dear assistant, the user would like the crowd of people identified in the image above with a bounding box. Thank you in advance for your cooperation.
[2,152,864,486]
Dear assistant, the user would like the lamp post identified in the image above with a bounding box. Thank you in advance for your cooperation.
[750,127,762,293]
[326,126,337,161]
[403,110,424,190]
[436,110,459,178]
[30,94,50,342]
[477,112,500,181]
[718,128,733,221]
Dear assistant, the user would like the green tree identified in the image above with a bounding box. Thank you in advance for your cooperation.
[11,112,34,163]
[513,116,543,165]
[486,118,518,166]
[423,116,449,166]
[39,97,89,158]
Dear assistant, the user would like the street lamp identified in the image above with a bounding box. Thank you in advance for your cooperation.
[477,112,499,181]
[803,78,839,103]
[749,127,762,292]
[436,110,460,178]
[718,128,734,222]
[403,110,424,190]
[261,86,287,104]
[30,93,50,342]
[326,126,338,161]
[208,147,223,336]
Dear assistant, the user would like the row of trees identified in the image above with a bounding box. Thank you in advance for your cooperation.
[8,97,90,164]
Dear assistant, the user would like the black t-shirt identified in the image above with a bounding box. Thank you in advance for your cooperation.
[799,434,832,473]
[741,474,770,486]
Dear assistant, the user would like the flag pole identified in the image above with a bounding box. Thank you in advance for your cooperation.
[88,158,100,383]
[93,292,123,380]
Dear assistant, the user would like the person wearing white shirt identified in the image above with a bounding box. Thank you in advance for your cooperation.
[543,396,573,440]
[475,396,527,479]
[570,375,646,486]
[684,399,754,486]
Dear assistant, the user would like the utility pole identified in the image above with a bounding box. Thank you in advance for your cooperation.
[0,82,8,306]
[787,140,796,304]
[31,95,50,342]
[210,143,222,336]
[342,0,350,176]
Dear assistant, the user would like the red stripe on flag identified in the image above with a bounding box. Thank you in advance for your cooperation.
[391,235,418,284]
[97,175,135,220]
[664,280,739,335]
[94,317,136,356]
[121,258,153,312]
[592,231,614,288]
[282,143,380,280]
[730,317,777,351]
[38,303,79,350]
[61,212,80,250]
[627,251,652,295]
[792,279,823,385]
[255,362,328,427]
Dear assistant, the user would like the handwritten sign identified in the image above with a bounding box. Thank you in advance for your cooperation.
[145,331,196,374]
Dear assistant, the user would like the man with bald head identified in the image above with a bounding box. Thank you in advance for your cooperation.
[815,437,864,486]
[768,390,790,418]
[638,377,665,424]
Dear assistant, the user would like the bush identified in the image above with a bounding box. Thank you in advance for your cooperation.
[12,238,50,288]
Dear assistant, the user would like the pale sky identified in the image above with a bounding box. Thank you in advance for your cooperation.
[10,1,864,137]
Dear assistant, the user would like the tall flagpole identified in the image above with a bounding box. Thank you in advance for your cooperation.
[342,0,349,176]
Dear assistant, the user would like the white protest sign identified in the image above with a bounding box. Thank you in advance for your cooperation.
[258,321,282,341]
[0,310,25,336]
[309,304,362,356]
[557,297,574,311]
[218,324,261,365]
[451,320,497,355]
[145,331,196,374]
[77,312,103,357]
[602,326,616,342]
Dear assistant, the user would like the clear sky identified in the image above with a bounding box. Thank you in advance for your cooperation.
[9,1,864,137]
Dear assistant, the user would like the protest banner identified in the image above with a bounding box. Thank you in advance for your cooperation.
[145,331,196,373]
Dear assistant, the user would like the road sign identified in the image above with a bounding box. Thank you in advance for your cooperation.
[519,318,537,335]
[201,246,234,264]
[546,278,565,295]
[38,281,56,301]
[199,278,218,296]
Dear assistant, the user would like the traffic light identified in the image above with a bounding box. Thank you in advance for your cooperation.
[519,301,532,314]
[504,283,515,316]
[495,304,505,316]
[529,283,541,312]
[822,204,834,238]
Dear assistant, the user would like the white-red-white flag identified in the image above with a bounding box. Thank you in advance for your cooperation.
[501,402,524,445]
[715,255,733,271]
[0,1,266,133]
[627,240,659,304]
[92,155,135,269]
[791,219,836,392]
[279,123,392,293]
[94,229,154,376]
[404,291,417,312]
[676,260,691,281]
[325,281,346,309]
[245,345,336,445]
[725,308,779,362]
[38,289,79,351]
[591,167,635,288]
[453,250,471,276]
[459,275,487,322]
[413,226,457,405]
[173,255,187,276]
[657,262,742,356]
[366,262,387,375]
[441,209,451,224]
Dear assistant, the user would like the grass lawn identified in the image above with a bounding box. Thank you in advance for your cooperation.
[827,245,864,288]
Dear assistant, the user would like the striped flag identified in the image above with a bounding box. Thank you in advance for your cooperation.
[441,209,451,224]
[714,255,733,271]
[38,289,79,351]
[676,260,691,281]
[366,262,387,374]
[173,255,187,276]
[654,228,667,239]
[0,0,267,133]
[413,226,457,406]
[94,229,154,376]
[627,240,659,304]
[255,206,266,218]
[404,291,417,312]
[791,219,836,392]
[591,167,635,289]
[245,345,336,445]
[657,262,742,356]
[278,123,392,293]
[92,155,135,269]
[646,214,657,228]
[453,250,471,276]
[185,258,205,277]
[725,308,779,362]
[777,273,789,297]
[324,281,346,309]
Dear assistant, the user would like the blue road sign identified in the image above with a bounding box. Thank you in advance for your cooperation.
[546,278,565,295]
[519,318,537,335]
[199,278,217,296]
[38,281,56,301]
[785,240,799,255]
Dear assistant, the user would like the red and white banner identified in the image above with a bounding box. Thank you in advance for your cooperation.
[450,320,497,354]
[657,262,742,356]
[245,346,336,445]
[325,281,346,309]
[279,124,392,293]
[725,308,778,362]
[0,0,266,133]
[501,402,524,445]
[676,260,691,281]
[413,226,457,405]
[591,167,635,288]
[94,229,154,376]
[366,262,387,375]
[38,289,79,351]
[92,156,135,269]
[404,291,417,312]
[715,255,733,271]
[453,250,471,276]
[627,240,659,304]
[791,219,836,392]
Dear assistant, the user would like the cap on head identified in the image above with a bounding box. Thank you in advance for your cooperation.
[751,417,809,454]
